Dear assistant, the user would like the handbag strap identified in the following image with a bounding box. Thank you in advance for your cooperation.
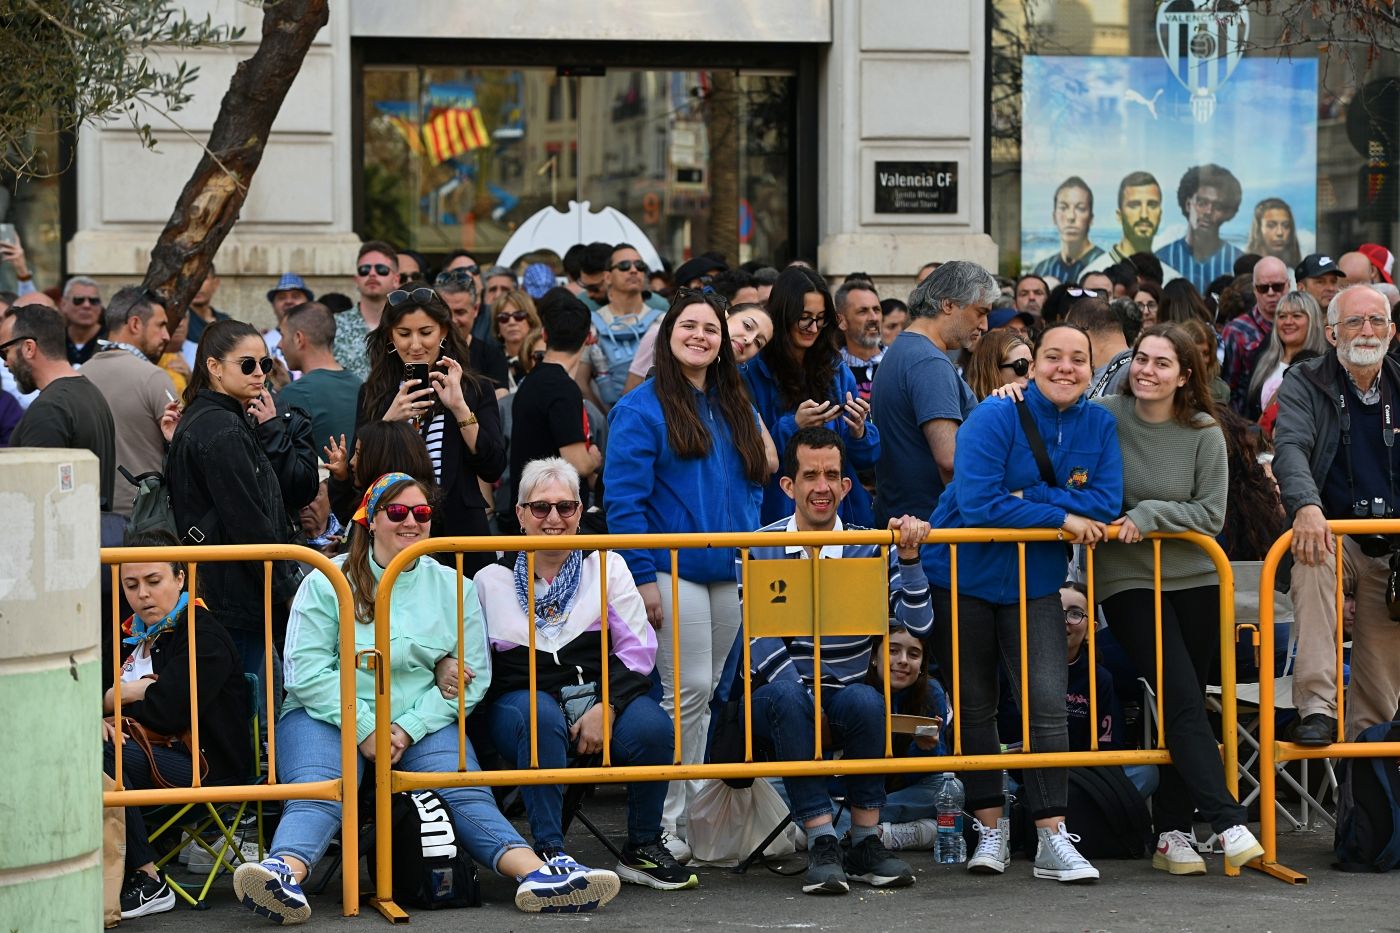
[1015,399,1058,488]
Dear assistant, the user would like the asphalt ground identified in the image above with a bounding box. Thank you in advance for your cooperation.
[122,784,1398,933]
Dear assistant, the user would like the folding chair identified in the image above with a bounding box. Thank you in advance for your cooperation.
[145,673,265,909]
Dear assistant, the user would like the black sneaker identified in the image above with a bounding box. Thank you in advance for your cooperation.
[802,834,849,895]
[120,870,176,919]
[844,834,915,888]
[1290,712,1338,747]
[616,841,699,890]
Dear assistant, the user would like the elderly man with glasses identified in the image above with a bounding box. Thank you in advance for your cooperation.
[1275,285,1400,746]
[1219,255,1290,414]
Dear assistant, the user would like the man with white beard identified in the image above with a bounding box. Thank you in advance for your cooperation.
[835,278,884,401]
[1274,285,1400,745]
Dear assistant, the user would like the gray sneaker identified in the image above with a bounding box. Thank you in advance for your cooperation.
[802,834,849,895]
[967,817,1010,874]
[1033,822,1099,883]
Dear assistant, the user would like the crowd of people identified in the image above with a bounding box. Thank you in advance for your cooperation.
[5,230,1400,921]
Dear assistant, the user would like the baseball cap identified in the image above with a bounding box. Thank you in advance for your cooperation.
[987,308,1035,330]
[1358,244,1395,285]
[1295,253,1342,282]
[674,254,728,287]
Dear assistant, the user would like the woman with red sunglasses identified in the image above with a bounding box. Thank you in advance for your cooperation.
[234,472,622,922]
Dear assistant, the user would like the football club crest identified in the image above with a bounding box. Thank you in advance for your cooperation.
[1156,0,1250,123]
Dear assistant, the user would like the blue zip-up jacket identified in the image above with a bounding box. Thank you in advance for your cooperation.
[604,379,764,585]
[923,382,1123,604]
[744,355,880,526]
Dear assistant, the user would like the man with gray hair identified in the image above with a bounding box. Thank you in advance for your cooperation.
[80,287,176,517]
[60,275,106,365]
[1274,284,1400,745]
[483,265,519,312]
[835,278,884,401]
[436,269,509,393]
[870,260,997,523]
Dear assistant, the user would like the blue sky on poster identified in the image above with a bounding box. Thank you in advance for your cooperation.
[1021,56,1318,265]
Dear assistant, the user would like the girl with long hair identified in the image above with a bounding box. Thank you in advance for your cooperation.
[1246,290,1327,421]
[1244,197,1302,267]
[491,288,541,392]
[233,474,621,922]
[745,267,879,525]
[1094,323,1264,875]
[964,329,1034,400]
[1159,278,1212,326]
[604,289,770,859]
[356,287,505,576]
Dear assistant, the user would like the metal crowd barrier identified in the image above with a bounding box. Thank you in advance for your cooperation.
[1255,519,1400,885]
[101,544,361,917]
[368,528,1242,921]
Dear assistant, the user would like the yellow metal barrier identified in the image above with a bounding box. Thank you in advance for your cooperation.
[369,528,1241,921]
[1255,520,1400,884]
[101,544,361,917]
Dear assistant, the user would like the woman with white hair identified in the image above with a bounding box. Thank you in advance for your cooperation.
[452,457,696,892]
[1246,290,1328,421]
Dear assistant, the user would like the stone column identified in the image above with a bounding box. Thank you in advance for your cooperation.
[0,450,103,927]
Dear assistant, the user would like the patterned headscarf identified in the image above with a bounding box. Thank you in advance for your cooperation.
[352,472,415,528]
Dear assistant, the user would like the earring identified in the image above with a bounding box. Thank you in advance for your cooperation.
[388,345,398,355]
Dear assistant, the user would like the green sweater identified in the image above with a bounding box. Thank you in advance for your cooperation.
[1092,394,1227,600]
[281,553,491,744]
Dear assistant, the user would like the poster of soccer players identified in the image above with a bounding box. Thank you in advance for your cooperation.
[1019,55,1318,292]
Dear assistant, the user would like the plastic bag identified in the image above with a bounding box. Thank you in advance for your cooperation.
[686,777,799,867]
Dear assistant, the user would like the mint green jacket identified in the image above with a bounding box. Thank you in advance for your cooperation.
[281,554,490,744]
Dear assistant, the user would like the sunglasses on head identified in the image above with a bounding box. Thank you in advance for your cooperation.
[611,259,648,274]
[380,503,433,523]
[1254,281,1287,294]
[224,356,274,375]
[387,287,437,308]
[1066,288,1099,298]
[496,310,530,324]
[523,500,581,520]
[358,263,393,278]
[435,268,478,291]
[1000,357,1031,377]
[675,285,731,313]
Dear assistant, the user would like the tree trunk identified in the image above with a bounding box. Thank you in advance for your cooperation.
[707,70,740,264]
[143,0,330,324]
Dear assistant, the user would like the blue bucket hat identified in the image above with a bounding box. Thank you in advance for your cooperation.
[522,263,557,299]
[267,272,315,304]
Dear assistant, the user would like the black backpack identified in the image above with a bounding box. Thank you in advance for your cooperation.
[1015,766,1153,859]
[1333,720,1400,872]
[367,790,482,909]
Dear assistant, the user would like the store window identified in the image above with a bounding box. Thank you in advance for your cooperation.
[361,65,795,270]
[990,2,1399,286]
[0,114,64,294]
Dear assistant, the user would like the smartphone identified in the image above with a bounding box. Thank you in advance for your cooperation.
[915,721,941,739]
[0,223,15,246]
[402,363,430,389]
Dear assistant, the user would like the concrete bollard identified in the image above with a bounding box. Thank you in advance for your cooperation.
[0,449,103,928]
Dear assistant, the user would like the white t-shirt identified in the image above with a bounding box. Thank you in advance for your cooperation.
[121,643,154,683]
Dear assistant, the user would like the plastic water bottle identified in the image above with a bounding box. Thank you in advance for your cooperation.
[935,772,967,864]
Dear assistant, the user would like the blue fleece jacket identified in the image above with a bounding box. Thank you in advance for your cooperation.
[923,382,1123,604]
[744,355,880,526]
[604,379,764,585]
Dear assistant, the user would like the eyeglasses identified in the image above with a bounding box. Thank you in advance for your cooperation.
[522,500,581,520]
[1064,607,1088,624]
[496,310,530,324]
[795,314,828,332]
[358,263,393,278]
[611,259,649,274]
[387,287,437,308]
[675,285,730,313]
[1134,300,1159,313]
[1254,281,1287,294]
[70,296,103,306]
[435,269,478,292]
[1335,315,1391,332]
[1000,357,1031,377]
[381,503,433,523]
[1066,288,1099,298]
[223,356,274,375]
[399,272,425,286]
[0,335,31,356]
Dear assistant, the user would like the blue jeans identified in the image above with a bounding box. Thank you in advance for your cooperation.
[775,773,948,838]
[269,708,529,873]
[486,690,673,848]
[751,680,887,823]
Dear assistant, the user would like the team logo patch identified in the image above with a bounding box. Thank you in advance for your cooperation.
[1066,467,1089,489]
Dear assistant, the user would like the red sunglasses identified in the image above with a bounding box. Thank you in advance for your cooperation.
[381,503,432,523]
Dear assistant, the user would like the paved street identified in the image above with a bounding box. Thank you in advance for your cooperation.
[136,786,1390,932]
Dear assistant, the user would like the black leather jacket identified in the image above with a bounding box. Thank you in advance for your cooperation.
[164,390,318,631]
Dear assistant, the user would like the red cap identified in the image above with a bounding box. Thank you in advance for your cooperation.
[1358,243,1395,284]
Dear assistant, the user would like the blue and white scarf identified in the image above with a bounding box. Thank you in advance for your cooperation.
[122,591,189,647]
[513,549,584,636]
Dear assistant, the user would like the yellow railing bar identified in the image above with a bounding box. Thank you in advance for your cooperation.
[599,549,612,766]
[1086,545,1099,752]
[949,543,962,756]
[670,549,682,764]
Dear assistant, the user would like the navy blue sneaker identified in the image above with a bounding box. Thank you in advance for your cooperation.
[233,856,311,924]
[515,854,622,913]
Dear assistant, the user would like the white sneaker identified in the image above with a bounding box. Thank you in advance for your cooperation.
[1033,822,1099,883]
[878,818,938,851]
[1152,830,1206,875]
[660,829,692,865]
[1219,824,1264,868]
[186,836,261,873]
[967,817,1010,874]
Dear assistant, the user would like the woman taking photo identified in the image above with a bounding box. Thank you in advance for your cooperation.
[1245,290,1326,421]
[1094,323,1264,875]
[492,288,541,392]
[232,473,620,922]
[105,530,251,920]
[964,330,1033,400]
[745,267,879,526]
[357,286,505,577]
[166,320,318,682]
[605,290,770,860]
[924,322,1122,884]
[465,458,694,890]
